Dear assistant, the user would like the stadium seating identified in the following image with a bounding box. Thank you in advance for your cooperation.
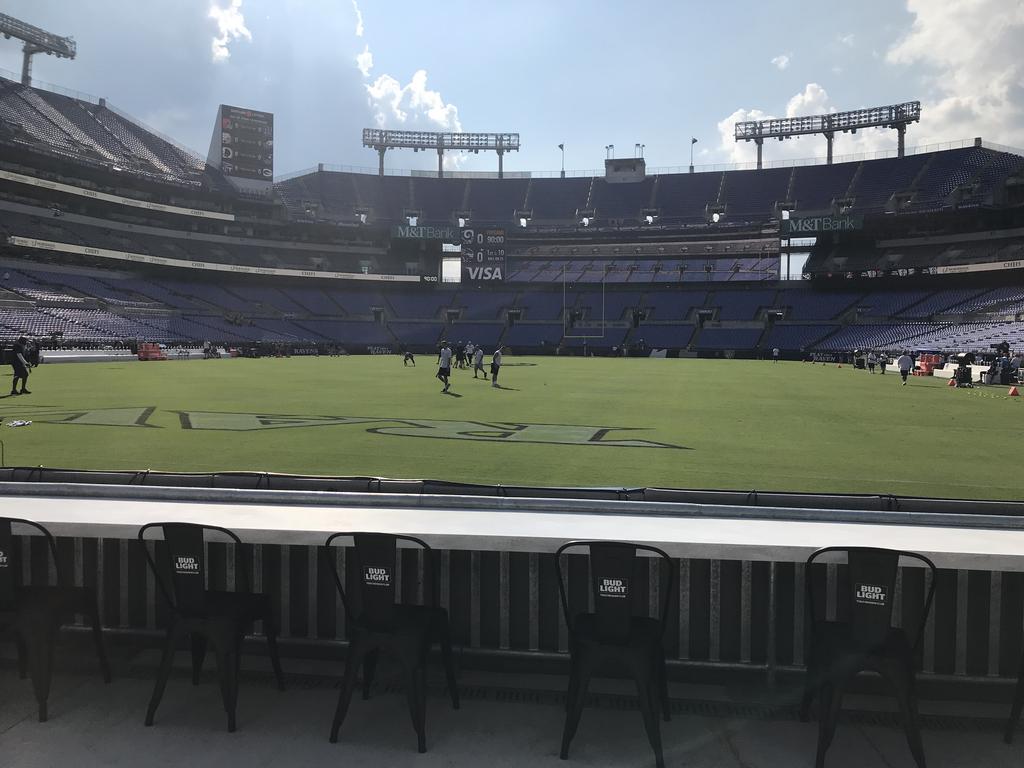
[694,327,764,350]
[0,76,208,186]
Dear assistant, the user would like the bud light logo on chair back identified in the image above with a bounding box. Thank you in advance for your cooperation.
[354,533,398,629]
[164,524,207,616]
[0,519,14,606]
[848,549,899,648]
[590,544,636,643]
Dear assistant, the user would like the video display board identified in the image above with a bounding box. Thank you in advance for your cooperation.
[460,227,506,282]
[218,105,273,180]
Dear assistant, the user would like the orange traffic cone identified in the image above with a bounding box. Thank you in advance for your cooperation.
[948,378,957,387]
[1009,386,1020,397]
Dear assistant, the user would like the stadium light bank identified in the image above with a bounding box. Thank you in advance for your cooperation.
[734,101,921,169]
[362,129,520,179]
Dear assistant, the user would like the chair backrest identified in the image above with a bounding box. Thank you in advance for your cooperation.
[806,546,937,651]
[138,522,244,618]
[323,532,434,631]
[0,517,60,609]
[555,540,676,644]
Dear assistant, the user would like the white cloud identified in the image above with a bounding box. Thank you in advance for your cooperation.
[716,83,896,165]
[356,44,373,77]
[838,33,855,47]
[351,0,364,37]
[785,83,831,116]
[770,54,790,71]
[208,0,251,63]
[365,69,462,133]
[887,0,1024,147]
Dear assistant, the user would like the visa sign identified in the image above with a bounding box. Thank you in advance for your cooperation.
[465,266,503,281]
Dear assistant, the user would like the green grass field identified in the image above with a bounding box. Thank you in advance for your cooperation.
[0,356,1020,500]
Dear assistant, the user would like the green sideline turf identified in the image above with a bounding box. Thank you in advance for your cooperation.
[0,356,1019,500]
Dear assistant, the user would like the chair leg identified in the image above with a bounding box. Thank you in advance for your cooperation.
[564,653,581,715]
[26,625,57,723]
[560,652,594,760]
[800,649,817,722]
[814,680,845,768]
[15,634,28,680]
[1006,658,1024,744]
[658,651,671,723]
[191,633,208,686]
[403,661,427,754]
[212,637,238,733]
[145,629,178,727]
[634,667,666,768]
[264,618,285,692]
[88,603,111,684]
[362,648,379,701]
[889,664,927,768]
[329,636,365,743]
[438,619,460,710]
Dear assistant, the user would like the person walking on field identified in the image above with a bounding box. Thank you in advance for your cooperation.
[896,351,915,385]
[436,341,453,393]
[9,335,32,395]
[490,346,503,388]
[878,351,888,375]
[473,345,487,379]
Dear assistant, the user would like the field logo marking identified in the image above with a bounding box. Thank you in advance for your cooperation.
[178,410,684,449]
[177,412,385,431]
[6,407,682,448]
[367,420,683,448]
[11,406,159,428]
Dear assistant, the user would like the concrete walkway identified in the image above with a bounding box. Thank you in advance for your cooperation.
[1,648,1022,768]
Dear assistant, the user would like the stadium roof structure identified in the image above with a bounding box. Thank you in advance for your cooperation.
[362,128,520,179]
[0,12,76,86]
[735,102,921,169]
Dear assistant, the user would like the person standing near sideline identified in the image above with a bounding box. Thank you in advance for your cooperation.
[9,335,31,395]
[867,351,877,374]
[436,341,453,392]
[490,345,504,388]
[896,351,915,386]
[878,351,888,375]
[473,345,487,379]
[772,347,780,363]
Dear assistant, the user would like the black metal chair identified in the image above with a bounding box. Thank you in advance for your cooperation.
[799,546,936,768]
[1004,636,1024,742]
[0,517,110,721]
[323,532,458,753]
[138,522,285,732]
[555,540,676,768]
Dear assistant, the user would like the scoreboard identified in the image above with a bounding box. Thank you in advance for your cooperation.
[218,105,274,180]
[461,227,506,283]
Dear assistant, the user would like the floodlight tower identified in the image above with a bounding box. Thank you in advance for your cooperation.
[362,129,520,178]
[0,13,76,86]
[734,101,921,169]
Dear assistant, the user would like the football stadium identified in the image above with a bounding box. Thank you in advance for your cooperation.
[2,4,1024,767]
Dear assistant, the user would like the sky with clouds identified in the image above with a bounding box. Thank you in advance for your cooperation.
[0,0,1021,176]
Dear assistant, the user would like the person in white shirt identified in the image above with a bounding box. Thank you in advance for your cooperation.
[473,346,487,379]
[490,346,503,388]
[436,342,453,392]
[772,347,780,363]
[867,351,877,374]
[896,352,915,385]
[878,351,888,375]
